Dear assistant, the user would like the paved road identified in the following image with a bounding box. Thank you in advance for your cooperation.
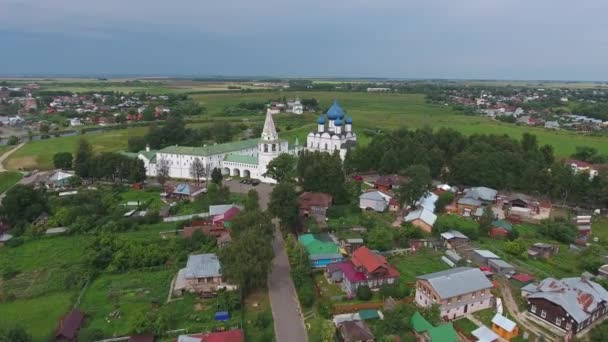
[223,179,273,210]
[267,223,308,342]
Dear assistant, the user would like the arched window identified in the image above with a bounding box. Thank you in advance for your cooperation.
[264,144,268,152]
[272,144,276,152]
[324,143,328,150]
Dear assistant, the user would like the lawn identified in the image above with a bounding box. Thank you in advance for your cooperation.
[454,317,479,334]
[0,291,75,341]
[243,290,275,342]
[4,127,148,170]
[0,171,22,193]
[192,91,608,156]
[389,249,450,284]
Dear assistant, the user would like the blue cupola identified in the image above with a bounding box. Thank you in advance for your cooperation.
[334,118,343,126]
[327,99,344,120]
[317,115,326,124]
[345,116,352,124]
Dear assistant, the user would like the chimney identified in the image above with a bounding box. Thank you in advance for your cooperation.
[145,144,150,152]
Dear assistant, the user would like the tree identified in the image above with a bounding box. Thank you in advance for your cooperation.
[504,239,528,256]
[156,157,170,188]
[397,165,432,207]
[539,218,577,244]
[0,325,31,342]
[269,182,299,231]
[264,153,297,183]
[245,189,260,211]
[434,192,454,213]
[478,205,495,236]
[433,215,480,240]
[127,136,147,153]
[366,226,394,251]
[297,150,347,203]
[0,185,48,227]
[211,167,223,184]
[356,285,372,300]
[53,152,73,169]
[74,138,93,178]
[6,136,18,146]
[189,157,205,186]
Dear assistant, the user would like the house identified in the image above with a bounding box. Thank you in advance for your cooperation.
[457,187,497,216]
[415,267,494,320]
[55,309,85,342]
[491,314,519,340]
[169,183,206,201]
[506,193,540,213]
[325,246,399,296]
[176,329,245,342]
[525,276,608,333]
[337,320,374,342]
[488,259,515,276]
[173,253,235,297]
[298,233,343,268]
[489,220,512,238]
[440,230,470,249]
[374,174,407,192]
[527,243,559,259]
[47,170,75,188]
[0,233,13,247]
[359,190,392,212]
[69,118,82,126]
[472,250,501,266]
[183,223,232,247]
[405,208,437,233]
[471,326,499,342]
[299,192,333,220]
[410,311,458,342]
[568,159,599,179]
[575,215,592,238]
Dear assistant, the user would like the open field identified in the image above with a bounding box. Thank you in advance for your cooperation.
[389,250,450,284]
[0,171,22,193]
[192,91,608,156]
[4,127,148,170]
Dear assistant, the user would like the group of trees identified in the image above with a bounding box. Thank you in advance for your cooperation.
[74,139,146,183]
[345,128,608,208]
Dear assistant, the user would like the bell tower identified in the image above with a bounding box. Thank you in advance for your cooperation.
[258,110,280,182]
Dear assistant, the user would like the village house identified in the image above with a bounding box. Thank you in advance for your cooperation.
[410,312,457,342]
[405,208,437,233]
[173,253,236,297]
[457,187,497,216]
[337,320,375,342]
[359,190,395,212]
[568,159,599,179]
[299,192,333,221]
[46,170,75,188]
[524,276,608,333]
[527,243,559,259]
[488,259,515,276]
[183,222,232,248]
[415,267,495,320]
[208,204,242,226]
[440,230,470,249]
[491,314,519,340]
[489,220,513,238]
[166,183,207,202]
[325,246,400,296]
[373,174,407,192]
[298,233,343,268]
[472,250,501,266]
[55,309,85,342]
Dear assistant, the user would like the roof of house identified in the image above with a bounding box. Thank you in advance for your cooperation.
[411,312,457,341]
[489,259,515,269]
[49,170,74,182]
[213,206,241,223]
[359,190,391,201]
[440,230,468,240]
[464,187,498,202]
[417,191,438,212]
[184,253,222,278]
[224,154,258,165]
[299,192,333,209]
[404,208,437,226]
[209,204,242,216]
[512,273,534,283]
[416,267,493,299]
[202,329,245,342]
[492,220,513,231]
[139,150,157,161]
[358,309,380,320]
[56,309,85,339]
[352,246,399,276]
[457,197,482,207]
[374,174,406,187]
[159,139,259,157]
[298,234,340,256]
[474,250,501,259]
[492,314,517,332]
[411,312,433,333]
[339,320,375,342]
[527,276,608,323]
[173,183,204,196]
[472,326,500,342]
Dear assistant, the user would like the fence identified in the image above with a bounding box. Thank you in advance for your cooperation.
[163,212,208,222]
[331,297,413,314]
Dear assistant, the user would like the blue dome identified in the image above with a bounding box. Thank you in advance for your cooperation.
[334,118,343,126]
[327,99,344,120]
[345,116,352,124]
[317,115,325,124]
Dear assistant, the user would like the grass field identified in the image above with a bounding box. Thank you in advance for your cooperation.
[389,250,450,284]
[0,291,75,341]
[4,127,148,170]
[0,171,22,193]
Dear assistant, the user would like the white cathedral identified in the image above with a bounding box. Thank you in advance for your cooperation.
[136,100,356,184]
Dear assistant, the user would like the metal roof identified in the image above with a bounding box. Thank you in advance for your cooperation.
[492,314,517,332]
[474,250,500,259]
[417,267,493,299]
[440,230,468,240]
[160,139,259,157]
[472,326,499,342]
[489,259,515,269]
[224,154,258,165]
[405,208,437,226]
[184,253,222,278]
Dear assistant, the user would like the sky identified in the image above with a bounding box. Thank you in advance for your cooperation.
[1,0,608,80]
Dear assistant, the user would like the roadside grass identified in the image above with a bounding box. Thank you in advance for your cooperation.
[243,290,275,342]
[4,127,148,171]
[0,171,22,193]
[0,291,75,341]
[591,218,608,247]
[389,249,450,284]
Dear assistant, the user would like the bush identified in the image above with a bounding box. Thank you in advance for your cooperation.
[317,299,332,319]
[254,310,272,328]
[327,205,349,219]
[1,266,19,280]
[5,237,23,248]
[7,136,19,146]
[356,285,372,301]
[297,284,315,308]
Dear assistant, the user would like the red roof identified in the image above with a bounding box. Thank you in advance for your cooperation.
[202,330,244,342]
[56,309,84,340]
[569,159,593,168]
[213,206,240,223]
[299,192,333,210]
[511,273,534,283]
[351,246,399,277]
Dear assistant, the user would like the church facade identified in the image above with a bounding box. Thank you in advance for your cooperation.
[135,99,356,183]
[306,100,356,159]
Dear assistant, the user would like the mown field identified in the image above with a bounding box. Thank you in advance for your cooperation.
[0,171,22,193]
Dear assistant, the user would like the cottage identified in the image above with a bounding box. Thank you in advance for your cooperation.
[183,223,232,247]
[489,220,512,238]
[472,250,501,266]
[374,174,407,192]
[440,230,469,249]
[410,312,458,342]
[299,192,333,220]
[47,170,75,188]
[527,243,559,259]
[471,326,499,342]
[525,276,608,333]
[488,259,515,275]
[173,253,235,297]
[169,183,206,201]
[359,190,392,212]
[405,208,437,233]
[299,233,343,268]
[326,246,399,296]
[337,320,374,342]
[55,309,85,342]
[491,314,519,340]
[457,187,497,215]
[415,267,494,320]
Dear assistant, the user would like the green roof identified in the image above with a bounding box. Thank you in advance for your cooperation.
[358,309,380,320]
[298,234,339,256]
[428,324,457,342]
[120,151,139,158]
[411,312,433,333]
[159,139,259,157]
[139,150,157,161]
[224,154,258,165]
[493,220,513,231]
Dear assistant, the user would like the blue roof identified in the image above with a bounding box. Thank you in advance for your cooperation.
[345,116,352,124]
[317,115,326,124]
[327,99,344,120]
[335,118,343,126]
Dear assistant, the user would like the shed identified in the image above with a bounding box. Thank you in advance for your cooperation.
[491,314,519,340]
[490,220,512,238]
[56,309,84,342]
[488,259,515,275]
[471,326,499,342]
[215,311,230,321]
[358,309,381,320]
[472,250,501,266]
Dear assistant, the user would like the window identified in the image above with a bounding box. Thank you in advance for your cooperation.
[555,317,562,326]
[541,310,547,318]
[324,143,328,150]
[272,144,276,152]
[264,144,268,152]
[531,305,537,313]
[566,322,572,330]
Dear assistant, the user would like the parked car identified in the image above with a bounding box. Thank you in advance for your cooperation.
[352,175,363,182]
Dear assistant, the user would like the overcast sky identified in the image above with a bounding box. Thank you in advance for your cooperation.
[1,0,607,80]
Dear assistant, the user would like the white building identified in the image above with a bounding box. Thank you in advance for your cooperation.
[306,100,357,159]
[137,110,301,183]
[287,98,304,114]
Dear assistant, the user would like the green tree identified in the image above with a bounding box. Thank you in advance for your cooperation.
[366,226,394,251]
[264,153,297,183]
[245,189,260,212]
[0,325,31,342]
[53,152,73,169]
[0,185,48,227]
[478,205,495,236]
[211,167,223,184]
[356,285,372,300]
[6,136,18,146]
[591,320,608,341]
[434,192,454,213]
[127,136,147,153]
[74,138,93,178]
[397,164,432,207]
[269,182,299,231]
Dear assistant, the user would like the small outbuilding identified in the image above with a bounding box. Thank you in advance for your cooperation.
[488,259,515,275]
[491,314,519,340]
[472,250,501,266]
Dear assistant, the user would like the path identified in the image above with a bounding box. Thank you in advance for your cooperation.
[0,143,24,172]
[267,223,308,342]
